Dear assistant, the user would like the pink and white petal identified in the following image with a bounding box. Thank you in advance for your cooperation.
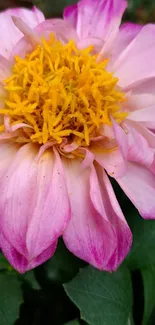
[3,115,32,133]
[92,144,127,178]
[12,16,41,48]
[130,77,155,94]
[0,231,29,273]
[127,105,155,129]
[0,130,23,140]
[10,37,32,60]
[127,120,155,149]
[127,121,155,175]
[113,120,154,167]
[80,148,94,169]
[7,6,44,26]
[0,141,20,179]
[0,144,70,269]
[0,55,12,81]
[0,143,38,258]
[26,148,70,259]
[126,93,155,112]
[35,19,79,43]
[95,0,127,58]
[150,158,155,176]
[65,0,126,54]
[100,124,115,139]
[90,164,132,269]
[63,159,117,271]
[125,79,155,112]
[0,230,57,273]
[116,162,155,219]
[77,37,103,52]
[11,18,79,59]
[27,241,57,271]
[119,22,143,45]
[62,142,79,153]
[0,6,44,59]
[64,3,104,51]
[113,25,155,88]
[63,4,78,28]
[110,22,142,65]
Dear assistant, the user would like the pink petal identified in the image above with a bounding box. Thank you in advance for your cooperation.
[110,22,142,64]
[127,93,155,113]
[0,144,70,271]
[116,162,155,219]
[77,37,103,52]
[12,16,41,47]
[64,0,127,56]
[128,105,155,129]
[114,25,155,88]
[0,130,21,140]
[0,144,38,258]
[63,142,79,153]
[127,120,155,148]
[36,142,56,161]
[80,148,94,169]
[0,6,44,59]
[7,6,44,26]
[125,121,155,175]
[35,18,79,43]
[124,79,155,112]
[11,18,79,59]
[90,164,132,269]
[0,231,57,273]
[0,141,20,179]
[3,115,32,132]
[63,159,119,271]
[97,0,128,58]
[100,124,115,139]
[92,144,127,178]
[113,120,154,168]
[0,55,12,80]
[63,4,78,28]
[26,147,70,259]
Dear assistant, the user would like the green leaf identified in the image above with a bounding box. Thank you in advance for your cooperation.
[0,273,23,325]
[37,239,85,285]
[21,270,40,290]
[127,0,141,11]
[141,266,155,325]
[128,314,135,325]
[125,207,155,270]
[64,265,132,325]
[64,320,80,325]
[111,182,155,271]
[0,253,12,271]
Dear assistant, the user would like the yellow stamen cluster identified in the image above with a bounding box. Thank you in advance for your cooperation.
[1,34,127,146]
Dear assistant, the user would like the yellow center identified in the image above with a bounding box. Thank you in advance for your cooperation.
[1,34,127,146]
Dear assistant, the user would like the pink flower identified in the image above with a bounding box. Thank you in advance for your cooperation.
[0,0,154,273]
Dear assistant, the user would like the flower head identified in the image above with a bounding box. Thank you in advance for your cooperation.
[2,36,127,146]
[0,0,154,273]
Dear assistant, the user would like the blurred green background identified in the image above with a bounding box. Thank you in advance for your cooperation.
[0,0,155,23]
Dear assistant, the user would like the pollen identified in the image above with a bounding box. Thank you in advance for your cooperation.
[1,34,127,146]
